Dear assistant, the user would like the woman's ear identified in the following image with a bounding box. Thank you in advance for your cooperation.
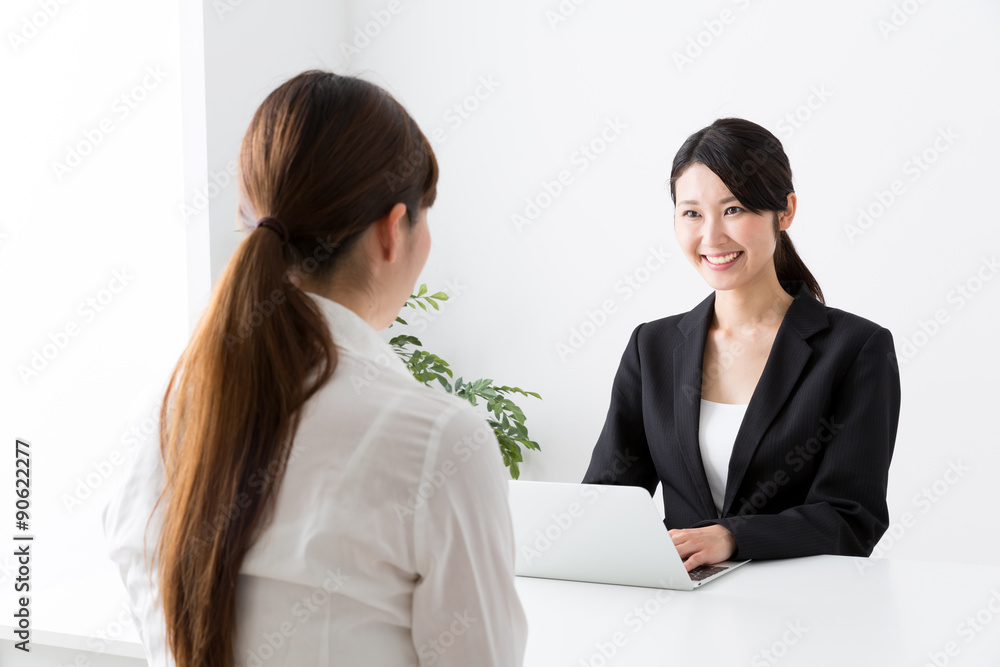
[372,202,409,262]
[778,192,797,232]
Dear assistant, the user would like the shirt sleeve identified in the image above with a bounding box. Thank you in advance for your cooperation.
[701,326,902,559]
[101,436,171,665]
[410,403,528,667]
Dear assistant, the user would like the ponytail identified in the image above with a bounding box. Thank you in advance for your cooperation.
[153,227,336,666]
[150,70,438,667]
[774,228,824,305]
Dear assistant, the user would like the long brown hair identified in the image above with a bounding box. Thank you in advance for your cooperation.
[149,70,438,666]
[668,117,824,304]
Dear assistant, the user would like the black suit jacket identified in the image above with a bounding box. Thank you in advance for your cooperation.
[582,280,901,560]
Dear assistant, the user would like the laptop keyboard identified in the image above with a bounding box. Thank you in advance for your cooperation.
[688,564,728,582]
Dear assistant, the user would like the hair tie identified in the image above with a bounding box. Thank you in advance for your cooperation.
[257,217,290,244]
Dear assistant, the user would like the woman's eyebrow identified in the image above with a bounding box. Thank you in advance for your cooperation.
[678,196,739,206]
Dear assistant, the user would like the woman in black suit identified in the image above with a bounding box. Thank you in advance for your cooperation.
[582,118,901,571]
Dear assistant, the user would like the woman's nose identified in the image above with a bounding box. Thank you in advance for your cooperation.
[701,215,728,245]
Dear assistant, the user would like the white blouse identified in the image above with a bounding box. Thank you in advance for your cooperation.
[102,290,527,667]
[698,399,749,517]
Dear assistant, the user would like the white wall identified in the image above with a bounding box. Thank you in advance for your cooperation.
[195,0,348,293]
[344,0,1000,566]
[1,1,997,661]
[1,0,188,603]
[5,4,998,641]
[0,0,351,650]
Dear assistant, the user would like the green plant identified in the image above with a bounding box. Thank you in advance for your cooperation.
[389,284,541,479]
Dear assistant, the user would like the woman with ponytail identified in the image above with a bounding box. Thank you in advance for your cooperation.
[583,118,901,571]
[103,70,526,666]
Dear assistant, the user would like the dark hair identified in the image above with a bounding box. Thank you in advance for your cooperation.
[668,117,823,304]
[151,70,438,667]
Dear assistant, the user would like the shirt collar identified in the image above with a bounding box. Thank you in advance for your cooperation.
[302,290,414,379]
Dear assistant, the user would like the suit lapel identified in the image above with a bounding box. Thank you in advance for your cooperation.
[673,290,718,518]
[673,280,829,519]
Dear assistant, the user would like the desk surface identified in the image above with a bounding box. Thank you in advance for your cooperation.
[5,557,1000,665]
[515,555,1000,666]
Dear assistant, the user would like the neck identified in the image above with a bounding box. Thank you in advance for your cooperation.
[712,275,794,337]
[319,286,383,330]
[296,271,387,331]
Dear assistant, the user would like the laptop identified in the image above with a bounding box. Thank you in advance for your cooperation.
[507,480,749,590]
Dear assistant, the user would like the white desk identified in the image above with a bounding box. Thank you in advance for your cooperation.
[3,557,999,666]
[515,556,1000,666]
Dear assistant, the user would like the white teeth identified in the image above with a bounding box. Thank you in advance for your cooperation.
[705,251,741,265]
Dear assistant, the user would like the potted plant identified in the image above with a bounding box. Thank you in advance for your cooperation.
[389,285,541,479]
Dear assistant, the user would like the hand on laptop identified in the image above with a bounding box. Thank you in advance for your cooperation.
[668,525,736,572]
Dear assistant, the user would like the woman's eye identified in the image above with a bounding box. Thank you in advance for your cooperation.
[725,206,742,215]
[682,210,699,218]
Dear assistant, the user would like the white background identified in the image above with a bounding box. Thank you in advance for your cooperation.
[2,0,998,611]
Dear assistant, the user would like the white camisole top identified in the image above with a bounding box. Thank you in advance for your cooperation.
[698,399,749,517]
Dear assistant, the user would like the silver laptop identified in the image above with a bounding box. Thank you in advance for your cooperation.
[508,480,749,590]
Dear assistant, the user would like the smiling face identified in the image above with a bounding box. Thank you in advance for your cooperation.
[673,162,793,294]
